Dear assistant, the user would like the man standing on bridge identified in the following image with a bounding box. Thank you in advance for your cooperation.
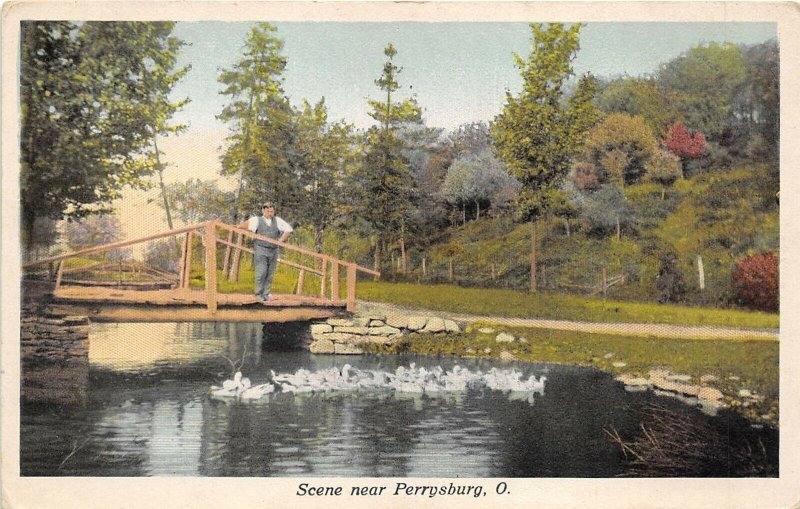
[240,202,293,302]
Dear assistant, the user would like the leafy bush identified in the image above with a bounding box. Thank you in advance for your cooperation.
[655,251,687,303]
[582,113,659,185]
[732,251,778,312]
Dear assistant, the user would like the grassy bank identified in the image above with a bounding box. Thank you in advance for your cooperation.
[357,281,778,329]
[367,324,779,423]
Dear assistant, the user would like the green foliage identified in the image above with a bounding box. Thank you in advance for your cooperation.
[492,23,599,220]
[440,150,520,222]
[217,22,296,217]
[656,250,687,303]
[293,99,356,252]
[350,43,423,269]
[582,113,659,186]
[160,178,236,225]
[658,42,748,145]
[595,76,683,136]
[647,150,683,198]
[20,21,187,248]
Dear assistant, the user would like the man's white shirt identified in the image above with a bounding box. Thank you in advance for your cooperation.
[247,215,294,234]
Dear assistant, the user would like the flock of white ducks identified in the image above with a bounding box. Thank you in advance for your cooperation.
[211,363,547,401]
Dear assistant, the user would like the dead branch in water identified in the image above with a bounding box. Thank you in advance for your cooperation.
[604,403,776,477]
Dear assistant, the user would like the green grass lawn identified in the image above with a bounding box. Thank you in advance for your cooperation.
[356,281,779,329]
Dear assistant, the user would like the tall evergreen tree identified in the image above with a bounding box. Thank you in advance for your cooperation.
[491,23,599,291]
[217,22,295,218]
[354,43,422,272]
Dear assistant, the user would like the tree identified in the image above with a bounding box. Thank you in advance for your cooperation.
[582,113,659,186]
[354,43,423,272]
[217,22,295,218]
[736,40,779,163]
[655,250,687,304]
[20,21,187,250]
[647,150,683,199]
[293,99,356,253]
[65,213,131,261]
[658,42,747,146]
[440,150,520,223]
[574,184,631,240]
[663,121,706,177]
[731,251,778,312]
[596,76,683,137]
[140,25,191,231]
[571,161,601,192]
[158,178,236,225]
[492,23,599,291]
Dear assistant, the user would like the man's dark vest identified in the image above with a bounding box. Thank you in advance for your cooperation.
[255,216,281,252]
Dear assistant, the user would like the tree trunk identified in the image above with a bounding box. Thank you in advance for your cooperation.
[564,218,570,237]
[400,236,407,273]
[530,219,537,293]
[615,216,621,241]
[373,235,382,281]
[315,226,324,254]
[153,134,174,231]
[462,203,466,226]
[476,201,480,220]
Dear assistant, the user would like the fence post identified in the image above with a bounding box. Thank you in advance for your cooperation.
[331,261,339,301]
[697,255,705,291]
[422,257,427,277]
[346,263,357,313]
[491,261,496,281]
[449,259,453,281]
[602,267,607,297]
[204,222,218,313]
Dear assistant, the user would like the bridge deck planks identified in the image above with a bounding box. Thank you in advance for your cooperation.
[50,286,349,322]
[53,286,344,307]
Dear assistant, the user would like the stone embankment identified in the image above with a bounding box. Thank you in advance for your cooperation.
[307,314,462,354]
[21,301,90,405]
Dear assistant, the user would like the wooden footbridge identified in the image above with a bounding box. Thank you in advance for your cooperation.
[22,220,379,322]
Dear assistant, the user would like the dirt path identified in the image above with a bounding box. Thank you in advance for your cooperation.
[358,300,778,340]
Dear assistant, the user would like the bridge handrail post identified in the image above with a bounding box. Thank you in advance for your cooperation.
[331,261,339,301]
[205,221,218,313]
[320,258,328,299]
[346,263,357,313]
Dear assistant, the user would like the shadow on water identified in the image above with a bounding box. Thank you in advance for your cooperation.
[20,322,778,477]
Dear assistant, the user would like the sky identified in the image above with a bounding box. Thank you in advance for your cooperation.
[169,21,777,132]
[116,21,777,241]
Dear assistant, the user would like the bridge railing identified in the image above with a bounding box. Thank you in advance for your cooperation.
[22,219,379,313]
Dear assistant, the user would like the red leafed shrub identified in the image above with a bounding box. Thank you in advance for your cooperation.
[664,122,706,159]
[572,161,600,191]
[731,252,778,312]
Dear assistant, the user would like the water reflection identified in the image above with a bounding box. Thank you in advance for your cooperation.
[20,322,774,477]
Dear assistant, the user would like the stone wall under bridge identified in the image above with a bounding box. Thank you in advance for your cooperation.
[307,314,462,355]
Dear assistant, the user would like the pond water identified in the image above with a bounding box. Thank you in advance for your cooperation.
[21,322,777,477]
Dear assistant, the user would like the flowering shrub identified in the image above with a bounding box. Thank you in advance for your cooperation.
[732,251,778,312]
[664,122,706,159]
